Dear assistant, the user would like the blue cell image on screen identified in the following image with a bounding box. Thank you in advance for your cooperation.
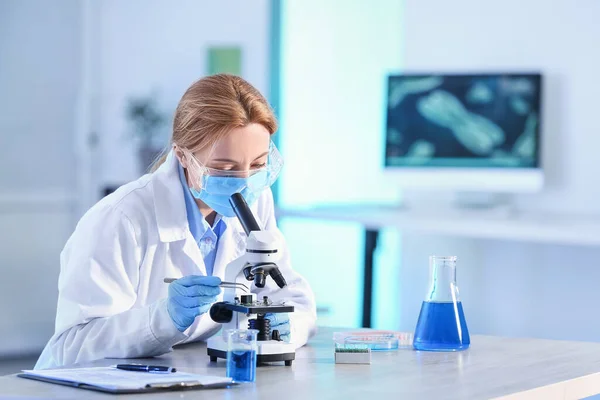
[385,74,542,168]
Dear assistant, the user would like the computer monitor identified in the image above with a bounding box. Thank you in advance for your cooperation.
[384,73,543,193]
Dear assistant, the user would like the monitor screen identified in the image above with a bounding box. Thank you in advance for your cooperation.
[385,73,542,169]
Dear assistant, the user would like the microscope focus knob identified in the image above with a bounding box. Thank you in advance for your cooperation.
[272,329,281,341]
[209,302,233,324]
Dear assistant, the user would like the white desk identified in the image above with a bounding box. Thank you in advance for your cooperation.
[2,328,600,399]
[276,205,600,328]
[277,205,600,247]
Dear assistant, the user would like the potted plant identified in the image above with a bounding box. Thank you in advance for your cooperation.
[125,93,168,173]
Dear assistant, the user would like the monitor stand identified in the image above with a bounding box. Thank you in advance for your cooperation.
[451,192,518,217]
[452,192,511,208]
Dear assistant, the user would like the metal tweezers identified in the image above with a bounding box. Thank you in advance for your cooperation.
[163,278,250,293]
[219,281,250,293]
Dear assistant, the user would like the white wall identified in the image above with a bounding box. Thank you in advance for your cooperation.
[0,0,271,357]
[399,0,600,341]
[0,0,81,355]
[94,0,270,189]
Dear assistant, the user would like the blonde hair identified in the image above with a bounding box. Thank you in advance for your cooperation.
[151,74,277,171]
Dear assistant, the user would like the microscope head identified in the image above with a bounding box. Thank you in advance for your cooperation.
[230,193,287,289]
[243,230,286,288]
[245,230,282,264]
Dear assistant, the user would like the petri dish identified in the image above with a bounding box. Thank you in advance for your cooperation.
[334,331,407,351]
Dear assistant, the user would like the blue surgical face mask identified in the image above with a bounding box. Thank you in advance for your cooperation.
[181,141,282,217]
[189,170,269,217]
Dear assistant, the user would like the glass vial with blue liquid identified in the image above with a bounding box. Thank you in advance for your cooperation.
[226,329,258,383]
[413,256,470,351]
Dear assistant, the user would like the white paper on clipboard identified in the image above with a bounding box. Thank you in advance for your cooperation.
[21,367,232,391]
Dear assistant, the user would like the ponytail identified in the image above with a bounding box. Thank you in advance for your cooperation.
[149,146,171,173]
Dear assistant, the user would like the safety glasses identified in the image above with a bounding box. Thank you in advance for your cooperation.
[180,141,283,194]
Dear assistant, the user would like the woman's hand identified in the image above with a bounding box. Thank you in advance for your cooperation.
[265,313,291,342]
[167,276,222,332]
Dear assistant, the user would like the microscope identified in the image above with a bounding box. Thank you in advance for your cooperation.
[206,193,296,366]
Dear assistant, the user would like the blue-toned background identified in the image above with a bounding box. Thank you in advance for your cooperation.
[2,0,600,375]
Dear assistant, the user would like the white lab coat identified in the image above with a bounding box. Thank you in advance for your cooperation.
[35,152,317,369]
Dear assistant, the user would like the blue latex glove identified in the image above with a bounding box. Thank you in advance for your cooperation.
[167,276,222,332]
[265,313,291,342]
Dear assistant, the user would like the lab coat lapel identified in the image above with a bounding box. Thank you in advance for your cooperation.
[151,150,188,242]
[151,150,207,276]
[212,218,246,278]
[180,233,207,276]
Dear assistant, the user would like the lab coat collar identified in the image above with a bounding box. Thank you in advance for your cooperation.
[152,150,189,242]
[211,219,245,277]
[176,161,224,242]
[151,149,265,255]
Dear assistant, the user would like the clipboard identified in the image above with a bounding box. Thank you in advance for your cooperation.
[18,367,236,394]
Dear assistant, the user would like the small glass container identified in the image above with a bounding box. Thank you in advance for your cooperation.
[226,329,258,383]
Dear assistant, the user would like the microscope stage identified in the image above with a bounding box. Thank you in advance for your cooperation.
[226,303,294,314]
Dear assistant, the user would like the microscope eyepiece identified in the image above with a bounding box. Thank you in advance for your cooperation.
[230,193,261,235]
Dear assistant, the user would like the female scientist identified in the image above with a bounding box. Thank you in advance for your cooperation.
[35,74,317,369]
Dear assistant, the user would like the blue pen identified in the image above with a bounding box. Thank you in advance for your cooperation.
[115,364,177,373]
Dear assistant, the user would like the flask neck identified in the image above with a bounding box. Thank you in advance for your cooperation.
[426,256,459,302]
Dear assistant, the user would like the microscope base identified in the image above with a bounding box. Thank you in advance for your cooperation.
[207,348,295,366]
[207,337,296,366]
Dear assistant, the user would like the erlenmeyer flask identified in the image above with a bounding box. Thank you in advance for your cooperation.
[413,256,470,351]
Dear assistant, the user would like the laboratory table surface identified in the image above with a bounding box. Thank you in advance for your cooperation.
[2,327,600,400]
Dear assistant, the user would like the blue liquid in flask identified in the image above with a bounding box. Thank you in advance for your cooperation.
[226,350,257,382]
[413,301,470,351]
